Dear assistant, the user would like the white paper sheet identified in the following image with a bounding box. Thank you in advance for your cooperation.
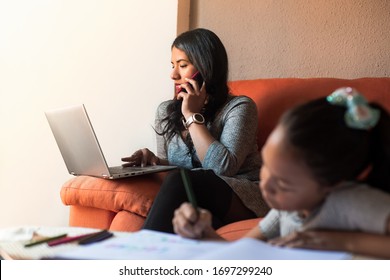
[55,230,225,260]
[55,230,351,260]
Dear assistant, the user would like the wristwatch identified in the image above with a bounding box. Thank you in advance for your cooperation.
[182,113,205,129]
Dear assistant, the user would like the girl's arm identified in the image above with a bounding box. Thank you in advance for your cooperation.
[308,217,390,258]
[243,225,268,241]
[270,230,390,259]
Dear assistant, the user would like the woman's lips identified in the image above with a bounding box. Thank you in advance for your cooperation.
[175,85,182,93]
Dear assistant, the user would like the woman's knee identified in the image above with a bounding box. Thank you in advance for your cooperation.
[160,170,184,191]
[155,170,187,203]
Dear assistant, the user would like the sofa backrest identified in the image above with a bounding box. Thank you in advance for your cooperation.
[229,77,390,150]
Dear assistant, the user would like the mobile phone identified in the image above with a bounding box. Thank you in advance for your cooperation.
[179,71,204,93]
[191,71,204,89]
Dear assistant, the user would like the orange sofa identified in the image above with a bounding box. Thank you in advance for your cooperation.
[60,77,390,240]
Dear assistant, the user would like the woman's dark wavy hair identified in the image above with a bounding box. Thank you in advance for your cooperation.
[280,97,390,193]
[157,28,230,142]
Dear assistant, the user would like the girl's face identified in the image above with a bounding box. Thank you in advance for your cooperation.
[171,47,198,93]
[259,125,332,217]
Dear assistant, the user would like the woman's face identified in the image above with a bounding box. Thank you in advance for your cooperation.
[259,125,332,216]
[171,47,198,94]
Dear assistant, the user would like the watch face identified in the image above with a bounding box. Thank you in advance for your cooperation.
[194,113,204,123]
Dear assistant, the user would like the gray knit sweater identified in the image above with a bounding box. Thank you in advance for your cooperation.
[155,95,269,217]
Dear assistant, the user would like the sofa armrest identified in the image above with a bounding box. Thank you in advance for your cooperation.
[60,172,167,219]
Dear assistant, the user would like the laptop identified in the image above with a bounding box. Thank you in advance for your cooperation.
[45,104,176,179]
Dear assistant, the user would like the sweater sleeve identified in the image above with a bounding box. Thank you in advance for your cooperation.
[259,209,281,240]
[202,96,259,176]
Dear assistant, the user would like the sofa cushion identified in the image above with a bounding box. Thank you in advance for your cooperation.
[69,205,116,230]
[60,173,167,218]
[216,217,262,241]
[110,211,146,232]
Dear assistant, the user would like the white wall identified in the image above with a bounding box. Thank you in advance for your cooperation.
[0,0,178,228]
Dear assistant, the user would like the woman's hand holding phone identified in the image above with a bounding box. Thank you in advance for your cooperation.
[177,71,207,118]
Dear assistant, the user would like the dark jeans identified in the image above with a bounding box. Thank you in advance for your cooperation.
[142,169,256,233]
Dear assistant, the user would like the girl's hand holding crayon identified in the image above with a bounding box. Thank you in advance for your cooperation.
[173,202,221,240]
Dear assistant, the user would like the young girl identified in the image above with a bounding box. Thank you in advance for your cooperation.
[173,87,390,258]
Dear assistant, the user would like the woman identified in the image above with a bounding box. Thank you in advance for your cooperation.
[122,28,269,233]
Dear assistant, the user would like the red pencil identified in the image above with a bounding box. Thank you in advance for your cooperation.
[47,232,98,247]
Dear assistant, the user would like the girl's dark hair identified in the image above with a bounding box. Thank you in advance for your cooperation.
[280,97,390,193]
[158,28,230,143]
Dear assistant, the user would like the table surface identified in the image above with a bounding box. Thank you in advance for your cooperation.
[0,226,132,260]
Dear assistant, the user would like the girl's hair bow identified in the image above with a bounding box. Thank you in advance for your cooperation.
[327,87,380,130]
